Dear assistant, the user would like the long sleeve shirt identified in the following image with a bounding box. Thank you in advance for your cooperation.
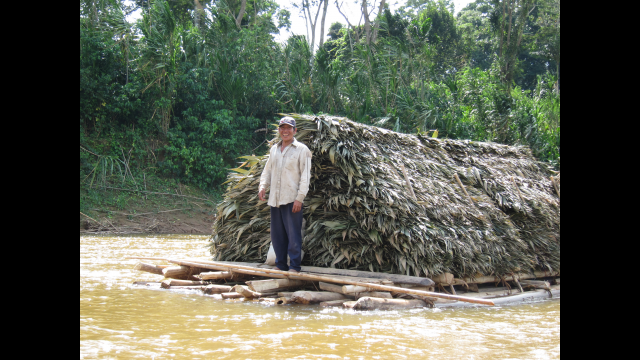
[259,138,312,207]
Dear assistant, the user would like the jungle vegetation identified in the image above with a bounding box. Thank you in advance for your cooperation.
[80,0,560,201]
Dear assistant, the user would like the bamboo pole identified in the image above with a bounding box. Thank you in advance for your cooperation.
[154,260,433,286]
[454,173,475,207]
[399,163,417,200]
[126,257,495,306]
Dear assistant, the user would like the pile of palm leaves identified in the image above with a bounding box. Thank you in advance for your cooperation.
[210,114,560,279]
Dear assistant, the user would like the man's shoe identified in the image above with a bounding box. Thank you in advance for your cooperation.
[288,269,300,273]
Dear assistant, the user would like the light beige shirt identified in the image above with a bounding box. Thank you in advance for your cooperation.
[259,138,312,207]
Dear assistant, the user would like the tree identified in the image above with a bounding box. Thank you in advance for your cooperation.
[534,0,560,91]
[491,0,535,92]
[298,0,329,53]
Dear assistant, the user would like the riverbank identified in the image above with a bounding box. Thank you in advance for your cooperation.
[80,176,218,235]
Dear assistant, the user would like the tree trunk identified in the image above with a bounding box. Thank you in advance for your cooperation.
[303,0,323,57]
[335,0,357,51]
[194,0,205,29]
[318,0,329,48]
[236,0,247,29]
[362,0,371,45]
[371,0,386,43]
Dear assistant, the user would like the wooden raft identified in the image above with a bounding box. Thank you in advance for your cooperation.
[128,257,560,309]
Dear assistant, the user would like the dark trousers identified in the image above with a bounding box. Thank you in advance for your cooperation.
[270,202,303,271]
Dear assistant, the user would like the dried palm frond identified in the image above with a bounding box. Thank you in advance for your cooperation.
[210,115,560,279]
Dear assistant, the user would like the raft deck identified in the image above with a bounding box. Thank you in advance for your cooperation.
[130,257,560,310]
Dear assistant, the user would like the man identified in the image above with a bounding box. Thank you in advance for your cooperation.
[258,116,312,273]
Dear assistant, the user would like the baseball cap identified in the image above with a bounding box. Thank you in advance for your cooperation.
[278,116,296,128]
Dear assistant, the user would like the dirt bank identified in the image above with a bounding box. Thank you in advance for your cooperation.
[81,208,215,235]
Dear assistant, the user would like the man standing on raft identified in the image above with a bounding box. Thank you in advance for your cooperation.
[259,116,312,273]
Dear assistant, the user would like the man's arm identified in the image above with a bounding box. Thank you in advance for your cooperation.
[258,148,273,201]
[295,147,312,204]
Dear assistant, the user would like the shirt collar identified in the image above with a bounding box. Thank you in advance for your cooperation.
[277,138,300,148]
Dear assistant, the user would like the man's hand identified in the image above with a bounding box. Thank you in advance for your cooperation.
[292,200,302,213]
[258,189,266,201]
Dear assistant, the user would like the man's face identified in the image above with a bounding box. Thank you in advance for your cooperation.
[278,124,297,142]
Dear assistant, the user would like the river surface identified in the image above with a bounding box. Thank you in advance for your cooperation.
[80,234,560,359]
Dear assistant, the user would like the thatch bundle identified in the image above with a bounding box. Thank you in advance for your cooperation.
[210,114,560,279]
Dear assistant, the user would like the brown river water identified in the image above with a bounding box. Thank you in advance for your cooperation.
[80,234,560,359]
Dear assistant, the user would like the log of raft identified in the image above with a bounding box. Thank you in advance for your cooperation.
[134,262,166,276]
[138,259,435,286]
[161,279,208,288]
[436,288,560,308]
[453,271,558,286]
[299,265,434,286]
[258,298,278,303]
[126,257,494,306]
[198,271,233,280]
[291,291,350,304]
[162,266,207,280]
[276,297,293,305]
[132,281,161,286]
[233,285,260,299]
[221,292,244,299]
[319,299,351,307]
[344,297,429,310]
[233,285,277,299]
[354,292,393,300]
[203,284,233,295]
[166,286,205,290]
[246,279,309,293]
[318,282,390,298]
[318,282,347,293]
[519,280,551,289]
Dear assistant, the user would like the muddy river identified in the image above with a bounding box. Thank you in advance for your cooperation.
[80,234,560,359]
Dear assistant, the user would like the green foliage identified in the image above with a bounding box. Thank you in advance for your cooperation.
[80,0,560,205]
[164,99,260,191]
